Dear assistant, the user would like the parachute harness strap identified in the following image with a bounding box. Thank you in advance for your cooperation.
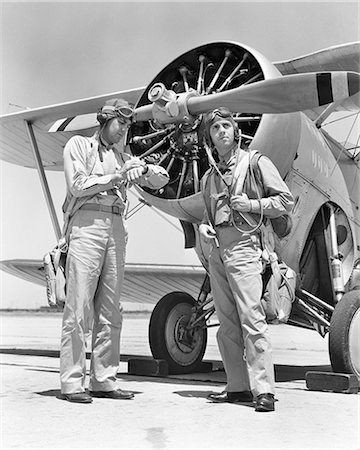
[204,140,264,234]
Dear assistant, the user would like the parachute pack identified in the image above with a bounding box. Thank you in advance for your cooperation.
[43,238,67,308]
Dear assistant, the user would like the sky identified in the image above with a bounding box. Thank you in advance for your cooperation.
[0,1,359,309]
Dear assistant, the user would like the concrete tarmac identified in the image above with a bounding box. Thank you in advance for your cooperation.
[1,311,359,450]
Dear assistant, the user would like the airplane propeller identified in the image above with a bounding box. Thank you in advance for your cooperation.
[135,71,360,124]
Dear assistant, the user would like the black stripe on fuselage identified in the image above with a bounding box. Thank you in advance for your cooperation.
[348,72,360,97]
[317,73,333,106]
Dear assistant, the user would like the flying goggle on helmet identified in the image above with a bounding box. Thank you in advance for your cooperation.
[97,100,134,125]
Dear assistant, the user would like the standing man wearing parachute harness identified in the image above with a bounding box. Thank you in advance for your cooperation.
[59,98,169,403]
[199,107,294,412]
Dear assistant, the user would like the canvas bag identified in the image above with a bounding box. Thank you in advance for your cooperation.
[262,261,296,323]
[43,237,68,308]
[43,194,79,308]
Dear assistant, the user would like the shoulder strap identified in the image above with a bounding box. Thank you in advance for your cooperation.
[231,149,259,194]
[249,150,263,188]
[201,168,216,227]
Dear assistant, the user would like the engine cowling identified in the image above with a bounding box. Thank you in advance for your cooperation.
[128,41,301,223]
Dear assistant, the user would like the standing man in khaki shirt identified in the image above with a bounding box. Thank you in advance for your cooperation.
[199,107,293,412]
[60,98,169,403]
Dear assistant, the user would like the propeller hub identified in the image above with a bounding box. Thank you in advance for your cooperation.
[148,82,200,125]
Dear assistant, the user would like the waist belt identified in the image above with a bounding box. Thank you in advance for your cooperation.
[79,203,123,215]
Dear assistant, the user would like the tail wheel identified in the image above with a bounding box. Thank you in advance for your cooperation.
[149,292,207,374]
[329,290,360,378]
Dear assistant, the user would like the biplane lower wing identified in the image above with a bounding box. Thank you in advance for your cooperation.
[0,259,206,305]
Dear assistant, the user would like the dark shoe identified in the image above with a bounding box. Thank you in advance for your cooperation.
[62,392,93,403]
[90,389,134,400]
[255,393,275,412]
[207,390,253,403]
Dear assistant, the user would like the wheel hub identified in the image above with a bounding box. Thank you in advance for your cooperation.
[174,314,198,353]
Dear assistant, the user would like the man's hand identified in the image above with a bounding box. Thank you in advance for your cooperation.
[126,165,148,181]
[199,223,217,244]
[122,157,144,172]
[121,157,148,182]
[230,193,252,212]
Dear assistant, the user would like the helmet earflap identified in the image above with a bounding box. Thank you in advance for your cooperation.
[233,124,240,141]
[97,105,117,125]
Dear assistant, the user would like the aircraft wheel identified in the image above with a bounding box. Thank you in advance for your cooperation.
[329,290,360,378]
[149,292,207,374]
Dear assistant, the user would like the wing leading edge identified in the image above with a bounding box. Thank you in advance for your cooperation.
[274,42,360,75]
[0,87,145,170]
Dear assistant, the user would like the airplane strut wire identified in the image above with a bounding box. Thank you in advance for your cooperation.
[126,189,183,233]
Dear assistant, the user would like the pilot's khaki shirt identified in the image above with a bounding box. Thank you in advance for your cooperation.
[201,148,294,230]
[62,133,169,219]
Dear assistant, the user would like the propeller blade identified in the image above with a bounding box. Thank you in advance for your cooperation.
[187,71,360,115]
[110,72,360,124]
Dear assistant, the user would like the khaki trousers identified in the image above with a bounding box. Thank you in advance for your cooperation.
[60,209,127,394]
[209,226,275,396]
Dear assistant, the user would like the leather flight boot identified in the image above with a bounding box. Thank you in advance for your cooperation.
[90,389,134,400]
[255,393,275,412]
[62,392,93,403]
[207,390,253,403]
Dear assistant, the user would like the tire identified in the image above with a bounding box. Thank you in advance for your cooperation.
[149,292,208,374]
[329,290,360,378]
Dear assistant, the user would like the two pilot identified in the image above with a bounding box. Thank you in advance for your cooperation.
[59,100,293,412]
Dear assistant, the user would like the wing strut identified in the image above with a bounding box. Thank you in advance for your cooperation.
[314,102,339,128]
[24,120,61,240]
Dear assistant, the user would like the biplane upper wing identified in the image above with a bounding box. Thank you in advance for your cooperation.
[274,41,360,118]
[0,259,206,305]
[0,87,145,170]
[274,42,360,75]
[1,42,359,172]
